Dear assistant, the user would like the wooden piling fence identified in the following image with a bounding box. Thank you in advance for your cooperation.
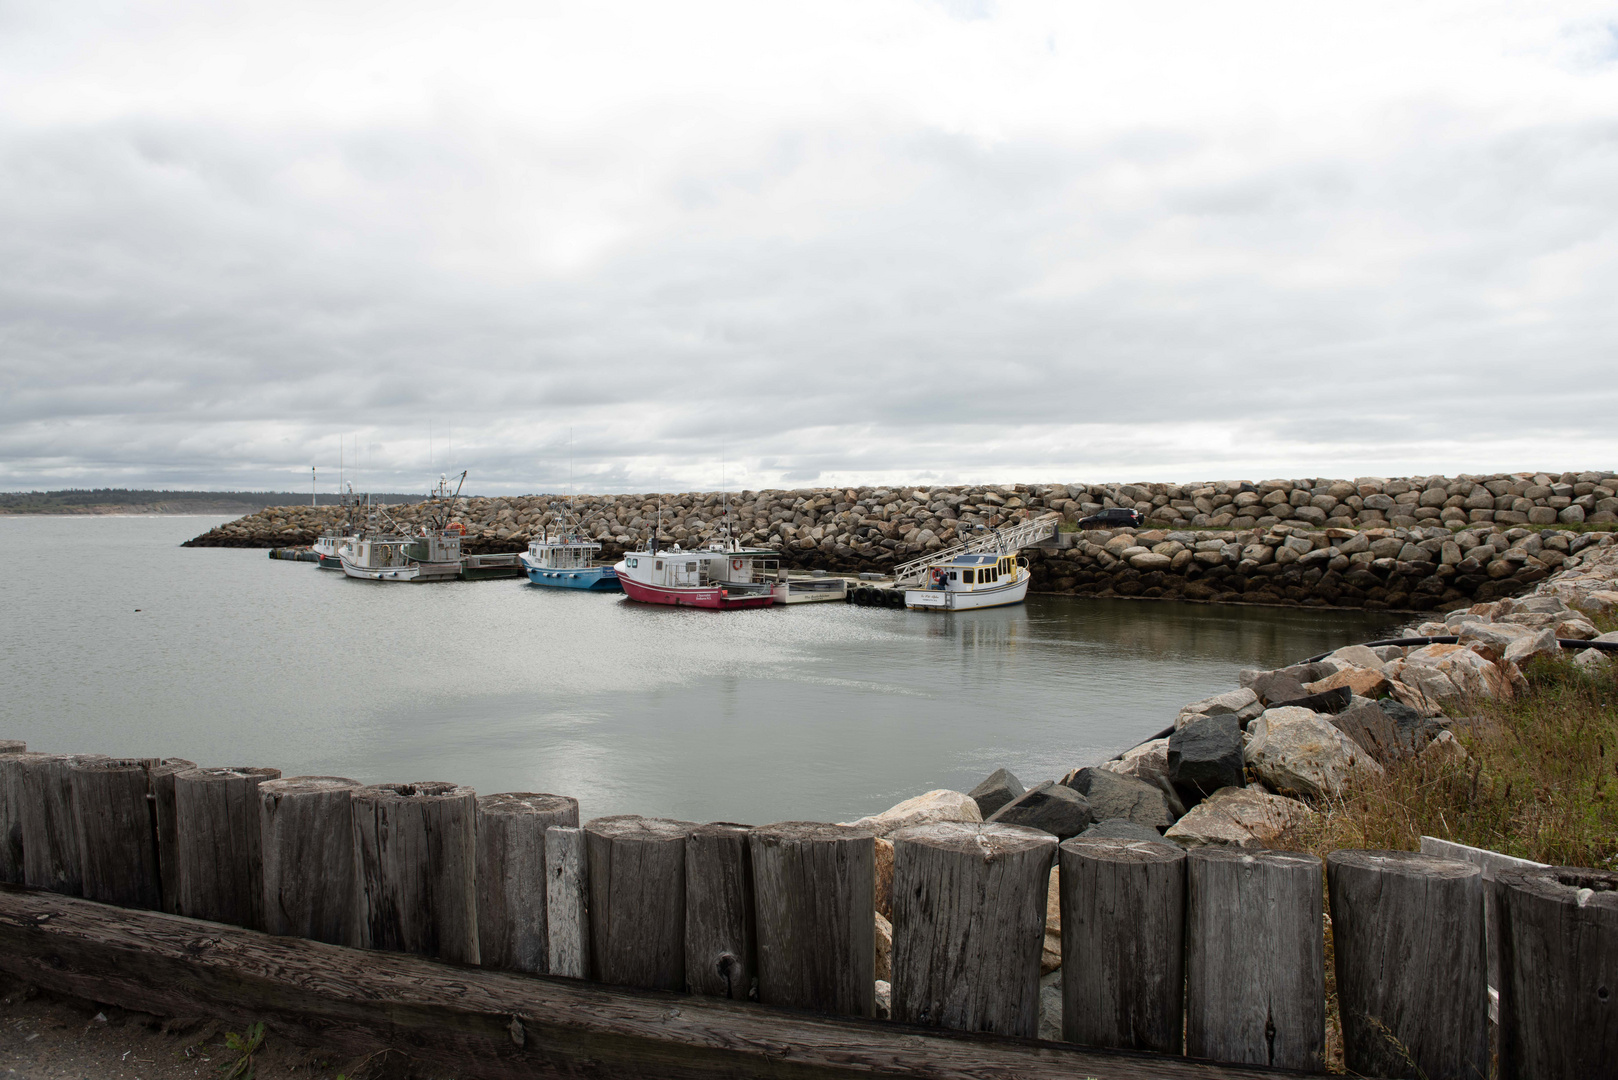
[70,758,163,910]
[1327,850,1488,1080]
[174,766,281,929]
[1493,865,1618,1080]
[1,738,1611,1080]
[475,792,579,974]
[585,815,695,991]
[544,824,589,979]
[352,781,480,964]
[889,821,1054,1038]
[260,776,363,945]
[684,822,756,1000]
[0,749,35,884]
[1186,847,1324,1072]
[1059,836,1186,1053]
[751,821,875,1018]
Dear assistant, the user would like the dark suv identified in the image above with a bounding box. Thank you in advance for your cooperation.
[1078,507,1144,529]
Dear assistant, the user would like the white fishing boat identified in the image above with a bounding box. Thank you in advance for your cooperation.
[338,477,465,583]
[339,529,463,582]
[903,552,1032,611]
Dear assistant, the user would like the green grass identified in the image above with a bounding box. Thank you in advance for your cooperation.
[1305,627,1618,868]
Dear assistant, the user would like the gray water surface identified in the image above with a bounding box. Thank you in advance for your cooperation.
[0,515,1401,823]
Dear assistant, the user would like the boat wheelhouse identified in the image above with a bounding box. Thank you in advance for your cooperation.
[903,552,1030,611]
[613,544,779,609]
[521,532,620,591]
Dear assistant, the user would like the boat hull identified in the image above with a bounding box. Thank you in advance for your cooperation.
[340,556,461,582]
[905,570,1030,611]
[316,552,345,570]
[522,559,622,591]
[619,575,774,609]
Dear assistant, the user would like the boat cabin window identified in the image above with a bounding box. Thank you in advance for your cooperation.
[655,561,663,570]
[948,570,957,581]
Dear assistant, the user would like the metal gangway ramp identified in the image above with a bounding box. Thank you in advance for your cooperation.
[892,512,1061,586]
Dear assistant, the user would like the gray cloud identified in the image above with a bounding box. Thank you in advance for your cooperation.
[2,2,1616,494]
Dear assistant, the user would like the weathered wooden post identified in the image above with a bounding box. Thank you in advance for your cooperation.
[260,776,362,945]
[70,758,161,909]
[0,741,22,753]
[1327,850,1487,1080]
[1185,847,1323,1072]
[476,792,579,973]
[0,750,37,884]
[1059,836,1186,1052]
[1494,865,1618,1080]
[545,825,589,979]
[175,766,281,929]
[147,757,195,913]
[19,753,107,895]
[889,821,1055,1037]
[686,822,756,1000]
[352,781,480,964]
[751,821,875,1018]
[584,815,695,990]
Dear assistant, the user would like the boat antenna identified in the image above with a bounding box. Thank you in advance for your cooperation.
[311,466,317,507]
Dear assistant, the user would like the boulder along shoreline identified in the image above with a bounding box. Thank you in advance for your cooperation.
[187,470,1618,612]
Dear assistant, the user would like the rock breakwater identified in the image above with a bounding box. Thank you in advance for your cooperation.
[186,470,1616,610]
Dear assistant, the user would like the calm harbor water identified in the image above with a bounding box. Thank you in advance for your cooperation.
[0,515,1402,824]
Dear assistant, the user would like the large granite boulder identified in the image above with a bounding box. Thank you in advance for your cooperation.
[1305,666,1390,700]
[967,767,1024,818]
[1100,738,1169,783]
[1243,670,1310,707]
[1244,706,1384,800]
[1167,715,1245,802]
[1174,687,1263,730]
[846,789,981,838]
[1062,767,1175,829]
[1388,643,1513,710]
[1268,685,1354,715]
[1503,627,1559,666]
[1077,818,1170,842]
[987,781,1093,840]
[1162,786,1316,848]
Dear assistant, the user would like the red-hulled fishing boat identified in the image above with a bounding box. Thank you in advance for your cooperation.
[613,543,780,609]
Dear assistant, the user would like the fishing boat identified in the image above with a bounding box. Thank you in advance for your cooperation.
[902,552,1031,611]
[339,527,463,582]
[613,543,779,609]
[338,477,464,583]
[312,485,360,569]
[521,530,621,590]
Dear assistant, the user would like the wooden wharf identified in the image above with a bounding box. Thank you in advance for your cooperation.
[1,739,1613,1080]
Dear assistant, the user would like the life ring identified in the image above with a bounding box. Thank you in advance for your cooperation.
[732,559,743,571]
[445,522,465,535]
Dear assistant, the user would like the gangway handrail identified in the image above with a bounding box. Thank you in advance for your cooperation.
[892,513,1060,585]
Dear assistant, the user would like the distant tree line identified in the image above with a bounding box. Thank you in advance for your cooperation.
[0,489,430,512]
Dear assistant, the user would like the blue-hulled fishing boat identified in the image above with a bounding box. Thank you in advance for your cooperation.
[520,529,620,590]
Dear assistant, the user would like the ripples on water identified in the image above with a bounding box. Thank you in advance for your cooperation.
[0,516,1401,823]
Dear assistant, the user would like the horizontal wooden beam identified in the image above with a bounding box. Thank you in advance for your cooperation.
[0,883,1303,1080]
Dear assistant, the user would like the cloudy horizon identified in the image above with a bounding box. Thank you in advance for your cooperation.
[3,1,1617,497]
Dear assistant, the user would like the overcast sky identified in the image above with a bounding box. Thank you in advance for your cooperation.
[2,1,1616,495]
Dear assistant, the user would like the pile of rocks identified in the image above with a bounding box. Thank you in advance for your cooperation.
[841,538,1616,1027]
[185,470,1617,555]
[1030,522,1617,611]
